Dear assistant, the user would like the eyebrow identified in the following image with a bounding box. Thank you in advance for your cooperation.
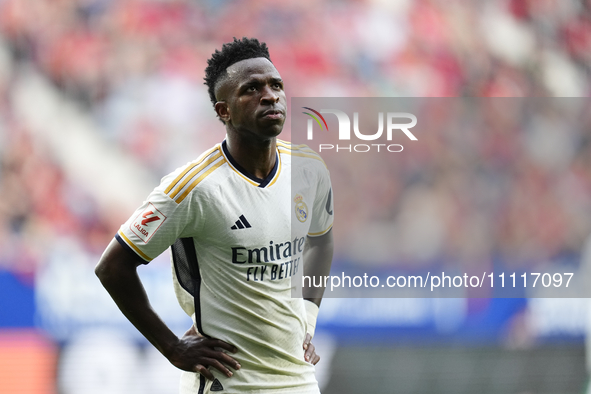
[240,76,283,88]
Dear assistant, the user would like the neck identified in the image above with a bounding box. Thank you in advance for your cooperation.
[225,134,277,180]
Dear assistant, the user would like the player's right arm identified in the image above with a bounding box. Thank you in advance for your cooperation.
[95,237,241,380]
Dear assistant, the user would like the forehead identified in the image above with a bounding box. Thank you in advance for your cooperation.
[225,57,281,83]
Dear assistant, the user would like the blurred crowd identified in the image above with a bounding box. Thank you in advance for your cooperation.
[0,85,113,275]
[2,0,591,169]
[325,100,591,270]
[1,0,591,274]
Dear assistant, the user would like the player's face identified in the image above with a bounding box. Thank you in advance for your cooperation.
[215,57,286,141]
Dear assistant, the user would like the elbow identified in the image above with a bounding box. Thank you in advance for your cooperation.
[94,257,116,285]
[95,239,141,285]
[95,239,125,282]
[94,260,108,282]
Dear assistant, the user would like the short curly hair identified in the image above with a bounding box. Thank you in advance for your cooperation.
[204,37,272,106]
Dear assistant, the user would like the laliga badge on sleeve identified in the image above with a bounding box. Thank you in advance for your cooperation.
[130,203,167,243]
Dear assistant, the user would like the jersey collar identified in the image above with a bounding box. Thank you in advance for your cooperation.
[221,140,280,188]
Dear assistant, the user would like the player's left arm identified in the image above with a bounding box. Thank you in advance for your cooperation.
[302,229,334,364]
[301,159,335,364]
[303,229,334,306]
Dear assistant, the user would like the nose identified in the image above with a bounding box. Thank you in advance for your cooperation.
[260,85,280,104]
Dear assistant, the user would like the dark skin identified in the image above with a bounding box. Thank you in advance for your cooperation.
[214,57,285,179]
[95,57,331,379]
[95,239,241,380]
[215,57,332,362]
[96,239,323,378]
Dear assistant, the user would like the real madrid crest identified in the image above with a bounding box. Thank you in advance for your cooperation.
[294,194,308,222]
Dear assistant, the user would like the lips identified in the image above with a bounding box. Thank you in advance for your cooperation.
[261,108,285,119]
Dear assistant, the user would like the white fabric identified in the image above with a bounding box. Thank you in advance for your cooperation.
[304,301,320,338]
[118,140,333,393]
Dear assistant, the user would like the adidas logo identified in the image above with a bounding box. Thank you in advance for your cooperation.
[230,215,251,230]
[211,378,224,391]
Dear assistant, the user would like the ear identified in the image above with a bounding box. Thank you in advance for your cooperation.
[215,101,230,123]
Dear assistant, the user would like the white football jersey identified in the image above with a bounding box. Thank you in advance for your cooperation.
[117,139,333,393]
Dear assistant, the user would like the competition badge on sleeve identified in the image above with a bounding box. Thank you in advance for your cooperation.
[130,203,167,243]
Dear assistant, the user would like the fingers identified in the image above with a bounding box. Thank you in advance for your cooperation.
[303,334,321,365]
[194,364,214,380]
[172,334,241,381]
[302,333,312,350]
[311,353,321,365]
[206,338,238,354]
[190,343,240,378]
[191,350,240,380]
[201,357,235,378]
[202,346,241,371]
[304,340,314,362]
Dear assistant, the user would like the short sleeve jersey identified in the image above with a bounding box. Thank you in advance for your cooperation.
[116,140,333,394]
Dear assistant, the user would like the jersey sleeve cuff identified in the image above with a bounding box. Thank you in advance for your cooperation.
[307,223,333,237]
[115,231,152,264]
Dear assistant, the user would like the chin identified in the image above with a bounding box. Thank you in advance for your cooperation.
[260,124,284,139]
